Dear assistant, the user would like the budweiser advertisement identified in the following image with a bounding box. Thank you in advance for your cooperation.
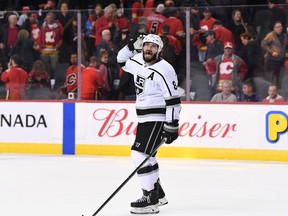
[76,103,288,149]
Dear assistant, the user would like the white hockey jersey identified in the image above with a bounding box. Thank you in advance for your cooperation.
[117,46,181,123]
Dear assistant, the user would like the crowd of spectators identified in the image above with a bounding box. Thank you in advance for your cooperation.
[0,0,287,102]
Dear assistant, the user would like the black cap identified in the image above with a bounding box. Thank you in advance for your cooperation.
[204,30,215,37]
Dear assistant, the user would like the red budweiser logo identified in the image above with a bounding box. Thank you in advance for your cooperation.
[93,109,237,138]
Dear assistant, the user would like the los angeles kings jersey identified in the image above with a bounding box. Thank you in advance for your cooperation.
[117,46,181,123]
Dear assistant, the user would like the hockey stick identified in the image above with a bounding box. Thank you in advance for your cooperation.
[83,138,167,216]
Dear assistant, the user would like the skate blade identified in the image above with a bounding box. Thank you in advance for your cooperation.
[158,198,168,206]
[130,205,159,214]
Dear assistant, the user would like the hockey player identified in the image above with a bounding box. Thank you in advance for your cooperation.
[117,34,181,214]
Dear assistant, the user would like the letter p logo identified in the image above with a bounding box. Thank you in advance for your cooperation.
[266,111,288,143]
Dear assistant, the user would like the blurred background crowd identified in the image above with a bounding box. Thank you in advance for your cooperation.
[0,0,287,102]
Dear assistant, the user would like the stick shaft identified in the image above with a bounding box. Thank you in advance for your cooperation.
[91,139,166,216]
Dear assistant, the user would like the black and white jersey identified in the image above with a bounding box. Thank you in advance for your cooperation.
[117,46,181,123]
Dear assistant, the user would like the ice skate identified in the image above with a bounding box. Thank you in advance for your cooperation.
[130,189,159,214]
[155,179,168,206]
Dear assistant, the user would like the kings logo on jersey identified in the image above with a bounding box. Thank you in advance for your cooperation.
[135,74,146,95]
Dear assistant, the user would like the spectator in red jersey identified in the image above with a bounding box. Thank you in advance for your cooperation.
[131,0,144,26]
[143,0,155,17]
[85,4,103,60]
[81,56,104,100]
[203,41,248,98]
[39,0,56,10]
[38,0,57,24]
[199,7,216,33]
[1,54,28,100]
[37,12,63,79]
[198,7,216,61]
[262,84,286,102]
[160,9,184,39]
[0,14,21,70]
[94,5,119,55]
[116,7,131,32]
[146,4,166,35]
[61,53,85,97]
[212,20,235,47]
[22,11,41,50]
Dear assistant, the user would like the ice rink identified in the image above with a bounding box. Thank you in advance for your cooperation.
[0,154,288,216]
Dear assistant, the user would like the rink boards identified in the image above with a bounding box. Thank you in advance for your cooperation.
[0,101,287,162]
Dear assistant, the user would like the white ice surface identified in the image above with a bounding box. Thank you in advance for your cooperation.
[0,154,288,216]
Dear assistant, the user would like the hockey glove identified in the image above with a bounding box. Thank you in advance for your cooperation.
[162,121,179,144]
[127,33,147,52]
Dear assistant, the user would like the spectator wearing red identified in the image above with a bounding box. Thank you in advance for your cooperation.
[116,8,131,31]
[262,84,286,103]
[39,0,56,10]
[37,12,63,79]
[22,12,41,46]
[212,20,235,47]
[63,53,85,94]
[203,41,248,97]
[94,5,119,48]
[199,7,216,32]
[131,0,144,25]
[160,9,184,39]
[81,56,104,100]
[146,4,166,35]
[198,7,216,61]
[143,0,155,17]
[1,55,28,100]
[0,14,21,70]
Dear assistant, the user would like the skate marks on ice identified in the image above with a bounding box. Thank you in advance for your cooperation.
[0,155,288,216]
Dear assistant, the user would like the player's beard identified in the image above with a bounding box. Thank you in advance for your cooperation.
[143,50,157,64]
